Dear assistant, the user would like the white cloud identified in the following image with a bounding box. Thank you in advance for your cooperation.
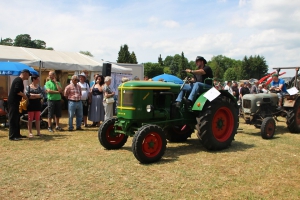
[162,20,180,28]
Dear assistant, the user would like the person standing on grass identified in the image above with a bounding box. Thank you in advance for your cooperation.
[25,74,45,138]
[77,72,90,127]
[88,75,104,126]
[8,69,30,141]
[64,75,83,131]
[103,76,115,120]
[45,71,63,132]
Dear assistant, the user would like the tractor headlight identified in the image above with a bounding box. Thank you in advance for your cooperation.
[256,101,261,107]
[146,105,154,112]
[237,101,241,106]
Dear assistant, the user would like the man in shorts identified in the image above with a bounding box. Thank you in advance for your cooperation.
[45,71,63,132]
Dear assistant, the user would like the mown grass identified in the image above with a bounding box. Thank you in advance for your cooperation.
[0,111,300,199]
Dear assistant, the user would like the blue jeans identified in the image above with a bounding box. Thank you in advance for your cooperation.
[68,101,83,130]
[176,82,212,102]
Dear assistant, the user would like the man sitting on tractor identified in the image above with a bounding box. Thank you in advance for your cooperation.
[175,56,213,107]
[270,73,287,108]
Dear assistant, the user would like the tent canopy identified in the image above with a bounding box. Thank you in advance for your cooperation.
[0,45,132,74]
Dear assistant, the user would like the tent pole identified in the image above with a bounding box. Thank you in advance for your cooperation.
[39,60,42,86]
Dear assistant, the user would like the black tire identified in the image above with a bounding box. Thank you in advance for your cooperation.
[261,117,275,139]
[286,100,300,133]
[132,125,167,164]
[165,125,193,142]
[98,118,128,149]
[196,97,238,150]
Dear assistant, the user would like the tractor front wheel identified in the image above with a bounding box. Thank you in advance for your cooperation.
[261,117,275,139]
[98,118,128,149]
[132,125,167,164]
[196,98,238,150]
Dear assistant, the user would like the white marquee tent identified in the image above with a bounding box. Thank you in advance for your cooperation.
[0,45,132,74]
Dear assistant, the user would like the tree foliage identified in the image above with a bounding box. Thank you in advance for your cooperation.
[0,37,13,46]
[79,51,93,57]
[164,56,173,67]
[240,55,268,79]
[117,44,138,64]
[224,68,238,81]
[0,34,53,50]
[144,62,164,78]
[130,51,138,64]
[158,54,164,66]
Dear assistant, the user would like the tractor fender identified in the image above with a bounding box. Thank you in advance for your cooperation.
[192,90,237,111]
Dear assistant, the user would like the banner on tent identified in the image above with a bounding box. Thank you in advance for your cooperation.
[111,73,132,96]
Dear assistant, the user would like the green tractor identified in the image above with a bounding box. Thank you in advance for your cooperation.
[98,76,239,163]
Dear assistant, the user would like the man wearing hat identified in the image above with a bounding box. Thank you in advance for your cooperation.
[270,73,287,108]
[175,56,213,107]
[8,69,31,141]
[78,72,90,127]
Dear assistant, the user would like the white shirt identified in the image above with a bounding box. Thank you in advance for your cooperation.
[224,85,233,95]
[77,82,90,100]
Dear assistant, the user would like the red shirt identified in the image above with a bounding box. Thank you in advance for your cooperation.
[64,83,82,101]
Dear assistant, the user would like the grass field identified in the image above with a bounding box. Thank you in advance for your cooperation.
[0,111,300,199]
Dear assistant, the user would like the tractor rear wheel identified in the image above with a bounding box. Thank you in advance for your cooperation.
[196,97,238,150]
[261,117,275,139]
[165,125,193,142]
[287,100,300,133]
[98,118,128,149]
[132,125,167,164]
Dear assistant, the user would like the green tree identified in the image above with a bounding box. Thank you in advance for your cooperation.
[0,37,13,46]
[240,55,268,79]
[79,51,93,57]
[189,60,195,70]
[170,54,181,76]
[164,55,173,67]
[14,34,33,48]
[178,52,188,79]
[117,44,131,63]
[163,66,171,74]
[144,62,164,78]
[130,51,138,64]
[158,54,164,66]
[32,39,46,49]
[224,68,238,81]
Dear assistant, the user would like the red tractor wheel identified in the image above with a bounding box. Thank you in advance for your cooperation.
[98,118,128,149]
[261,117,276,139]
[196,97,238,150]
[132,125,167,164]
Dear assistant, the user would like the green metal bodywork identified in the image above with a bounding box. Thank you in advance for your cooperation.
[114,81,235,136]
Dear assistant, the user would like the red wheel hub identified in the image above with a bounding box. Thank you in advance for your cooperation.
[212,107,234,142]
[105,125,125,144]
[266,121,275,137]
[142,132,162,158]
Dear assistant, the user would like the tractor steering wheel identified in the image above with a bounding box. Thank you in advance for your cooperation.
[179,71,198,91]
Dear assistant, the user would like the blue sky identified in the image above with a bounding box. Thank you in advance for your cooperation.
[0,0,299,76]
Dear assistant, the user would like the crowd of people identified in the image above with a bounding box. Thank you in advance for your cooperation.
[219,73,287,108]
[7,69,117,141]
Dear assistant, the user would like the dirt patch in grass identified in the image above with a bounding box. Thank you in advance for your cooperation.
[0,113,300,199]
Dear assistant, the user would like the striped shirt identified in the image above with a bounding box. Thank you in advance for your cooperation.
[64,83,82,101]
